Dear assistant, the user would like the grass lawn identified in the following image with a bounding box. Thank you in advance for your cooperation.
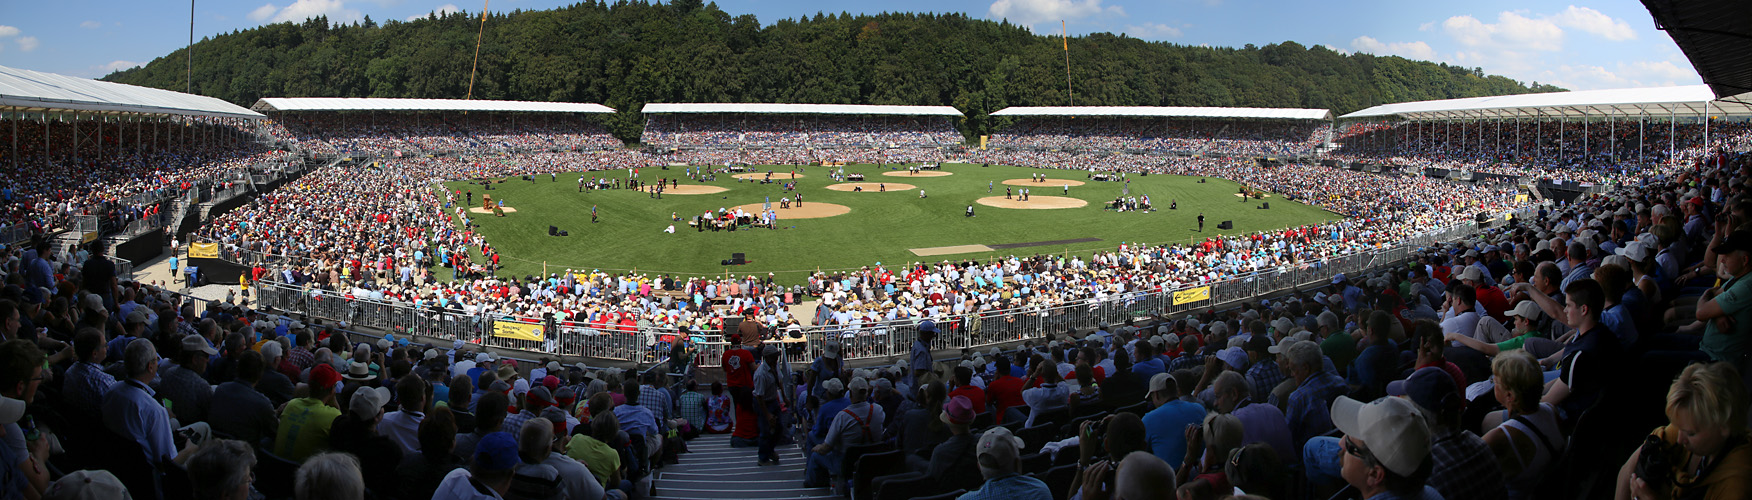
[438,163,1339,281]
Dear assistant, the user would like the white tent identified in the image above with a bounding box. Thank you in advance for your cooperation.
[1340,85,1752,121]
[252,97,614,114]
[642,103,963,116]
[991,106,1331,120]
[0,64,261,119]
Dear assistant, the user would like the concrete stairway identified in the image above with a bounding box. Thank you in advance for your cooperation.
[652,433,834,500]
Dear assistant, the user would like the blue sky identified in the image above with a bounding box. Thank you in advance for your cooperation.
[0,0,1701,92]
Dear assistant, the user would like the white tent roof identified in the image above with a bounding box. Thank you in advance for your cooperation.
[0,64,261,119]
[642,103,963,117]
[990,106,1331,120]
[251,97,615,114]
[1340,85,1752,120]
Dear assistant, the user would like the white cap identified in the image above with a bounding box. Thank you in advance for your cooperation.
[1330,396,1432,476]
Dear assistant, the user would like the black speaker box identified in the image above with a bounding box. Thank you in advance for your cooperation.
[549,226,558,236]
[1218,220,1234,230]
[1262,202,1270,209]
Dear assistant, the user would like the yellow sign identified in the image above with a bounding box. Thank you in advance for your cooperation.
[493,320,545,342]
[1514,194,1528,203]
[189,242,219,259]
[1172,286,1211,305]
[80,231,99,244]
[979,135,988,150]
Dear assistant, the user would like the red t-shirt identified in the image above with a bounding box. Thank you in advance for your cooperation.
[948,385,988,415]
[985,376,1027,424]
[722,347,755,388]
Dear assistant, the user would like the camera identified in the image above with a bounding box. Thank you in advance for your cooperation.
[1634,434,1675,488]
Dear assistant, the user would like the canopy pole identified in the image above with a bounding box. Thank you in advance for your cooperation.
[1704,101,1712,158]
[1639,111,1644,167]
[1669,107,1676,166]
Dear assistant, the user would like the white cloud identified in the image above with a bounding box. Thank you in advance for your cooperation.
[407,4,460,22]
[1533,60,1698,90]
[80,21,101,29]
[1440,12,1564,52]
[1320,44,1351,56]
[248,4,278,22]
[1349,36,1436,61]
[251,0,362,25]
[1549,6,1637,41]
[97,60,141,73]
[15,37,37,52]
[0,25,19,38]
[1123,22,1181,39]
[987,0,1125,31]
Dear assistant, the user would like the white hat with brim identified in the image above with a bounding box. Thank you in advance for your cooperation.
[1330,396,1432,477]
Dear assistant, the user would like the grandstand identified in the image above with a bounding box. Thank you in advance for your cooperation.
[251,97,620,157]
[986,106,1333,157]
[1333,85,1752,187]
[640,103,965,159]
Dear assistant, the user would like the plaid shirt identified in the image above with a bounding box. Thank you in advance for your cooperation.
[639,384,674,422]
[288,347,316,370]
[1428,429,1508,500]
[1286,369,1346,449]
[1168,352,1206,372]
[1246,359,1288,401]
[677,391,706,428]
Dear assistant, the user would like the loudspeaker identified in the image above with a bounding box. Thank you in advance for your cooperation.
[1261,202,1270,209]
[1218,221,1234,230]
[723,317,744,343]
[1320,159,1338,167]
[549,226,558,236]
[727,252,746,265]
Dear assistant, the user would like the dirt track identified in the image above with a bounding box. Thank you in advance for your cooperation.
[729,202,850,219]
[881,171,952,177]
[825,182,916,192]
[467,207,520,214]
[1002,178,1085,187]
[641,185,728,195]
[732,172,803,180]
[975,196,1088,209]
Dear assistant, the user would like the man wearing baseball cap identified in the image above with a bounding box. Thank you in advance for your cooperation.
[1696,230,1752,381]
[433,431,520,500]
[1330,396,1441,500]
[275,363,344,462]
[960,427,1052,500]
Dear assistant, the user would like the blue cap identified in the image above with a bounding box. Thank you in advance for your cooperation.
[474,432,521,471]
[918,319,937,333]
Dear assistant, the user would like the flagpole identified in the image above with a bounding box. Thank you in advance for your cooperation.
[466,0,490,100]
[1062,20,1073,106]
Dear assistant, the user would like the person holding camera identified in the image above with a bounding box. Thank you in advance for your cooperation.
[1069,412,1150,500]
[1615,362,1752,500]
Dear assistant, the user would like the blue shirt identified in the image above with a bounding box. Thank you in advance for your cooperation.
[813,396,852,441]
[1131,357,1166,385]
[1246,359,1288,401]
[102,379,177,464]
[1287,369,1348,450]
[1600,303,1639,348]
[639,384,674,422]
[1367,485,1445,500]
[614,403,659,438]
[63,361,116,416]
[1347,340,1399,390]
[1141,399,1207,470]
[956,473,1053,500]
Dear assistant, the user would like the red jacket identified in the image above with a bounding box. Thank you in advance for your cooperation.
[949,385,988,416]
[985,376,1027,424]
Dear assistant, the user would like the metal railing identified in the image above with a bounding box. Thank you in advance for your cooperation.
[253,216,1486,365]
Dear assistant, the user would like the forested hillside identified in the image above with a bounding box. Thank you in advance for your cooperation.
[103,0,1563,142]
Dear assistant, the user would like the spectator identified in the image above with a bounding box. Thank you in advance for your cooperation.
[929,395,984,490]
[1081,451,1175,500]
[751,344,786,467]
[161,334,218,425]
[382,374,428,456]
[958,427,1052,500]
[102,338,198,468]
[1284,339,1346,451]
[257,340,296,407]
[805,375,884,490]
[186,438,257,500]
[1513,278,1623,418]
[985,354,1027,425]
[61,328,114,418]
[330,385,402,495]
[1211,370,1294,466]
[677,380,706,437]
[613,380,660,481]
[274,363,343,462]
[1347,311,1400,399]
[1331,396,1442,500]
[1142,372,1207,470]
[1068,411,1152,499]
[435,431,520,500]
[894,381,950,471]
[457,391,510,465]
[565,395,624,491]
[1175,412,1244,500]
[208,349,278,448]
[296,452,364,500]
[1225,443,1289,500]
[1021,355,1069,427]
[399,405,464,500]
[1480,351,1562,499]
[948,366,988,417]
[516,417,608,500]
[0,340,47,500]
[449,374,477,434]
[1616,362,1751,500]
[704,381,732,434]
[1399,366,1507,500]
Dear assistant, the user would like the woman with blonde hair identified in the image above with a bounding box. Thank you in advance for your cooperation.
[1481,350,1563,499]
[1616,361,1752,500]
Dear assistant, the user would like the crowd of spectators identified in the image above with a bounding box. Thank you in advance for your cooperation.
[643,115,962,148]
[274,113,619,156]
[0,117,287,236]
[1334,119,1752,184]
[988,118,1329,157]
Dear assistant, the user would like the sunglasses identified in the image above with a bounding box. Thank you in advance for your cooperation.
[1343,437,1368,459]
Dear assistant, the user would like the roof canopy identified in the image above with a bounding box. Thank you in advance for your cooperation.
[0,65,261,119]
[1340,85,1752,121]
[991,106,1332,121]
[1643,0,1752,100]
[642,103,963,117]
[251,97,615,114]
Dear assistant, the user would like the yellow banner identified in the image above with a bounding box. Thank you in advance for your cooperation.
[1172,286,1211,305]
[979,135,988,150]
[189,242,219,259]
[80,231,99,244]
[1514,194,1528,203]
[494,321,545,342]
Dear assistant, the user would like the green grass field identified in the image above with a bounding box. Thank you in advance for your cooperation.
[439,163,1339,280]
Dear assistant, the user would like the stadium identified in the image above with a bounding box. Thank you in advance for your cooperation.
[1,2,1751,500]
